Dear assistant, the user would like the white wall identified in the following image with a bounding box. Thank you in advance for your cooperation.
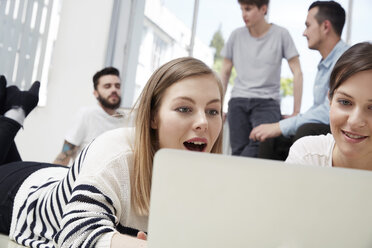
[15,0,114,162]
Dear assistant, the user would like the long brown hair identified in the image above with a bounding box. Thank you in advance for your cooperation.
[131,57,224,215]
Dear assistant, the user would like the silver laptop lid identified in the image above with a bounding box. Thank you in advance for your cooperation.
[148,149,372,248]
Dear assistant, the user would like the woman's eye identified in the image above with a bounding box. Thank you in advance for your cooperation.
[206,109,219,116]
[338,99,351,106]
[176,107,191,113]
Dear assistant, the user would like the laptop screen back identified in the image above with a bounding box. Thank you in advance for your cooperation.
[148,149,372,248]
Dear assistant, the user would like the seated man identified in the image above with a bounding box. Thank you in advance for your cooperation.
[54,67,130,165]
[249,1,349,160]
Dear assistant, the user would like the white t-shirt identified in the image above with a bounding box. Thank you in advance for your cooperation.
[65,104,132,149]
[285,134,335,167]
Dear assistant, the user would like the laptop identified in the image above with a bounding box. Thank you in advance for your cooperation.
[147,149,372,248]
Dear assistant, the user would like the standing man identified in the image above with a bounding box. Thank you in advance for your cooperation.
[221,0,303,157]
[250,1,349,160]
[54,67,129,165]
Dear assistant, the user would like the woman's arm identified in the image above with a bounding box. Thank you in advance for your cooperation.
[54,155,143,247]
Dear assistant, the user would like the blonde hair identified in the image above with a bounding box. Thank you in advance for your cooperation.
[131,57,224,215]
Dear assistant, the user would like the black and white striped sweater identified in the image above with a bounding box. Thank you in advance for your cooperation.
[9,128,148,248]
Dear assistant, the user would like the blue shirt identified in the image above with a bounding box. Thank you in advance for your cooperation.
[279,40,349,137]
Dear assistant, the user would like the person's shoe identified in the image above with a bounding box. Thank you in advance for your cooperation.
[24,81,40,116]
[3,81,40,117]
[0,75,7,114]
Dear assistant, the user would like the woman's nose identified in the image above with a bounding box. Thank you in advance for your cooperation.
[193,111,208,131]
[348,107,366,128]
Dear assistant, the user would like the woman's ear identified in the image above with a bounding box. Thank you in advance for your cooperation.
[151,115,158,129]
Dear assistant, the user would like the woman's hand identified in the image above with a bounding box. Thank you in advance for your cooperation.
[111,233,147,248]
[137,231,147,240]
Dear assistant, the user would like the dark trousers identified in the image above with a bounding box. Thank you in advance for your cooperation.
[0,116,61,234]
[0,116,22,165]
[258,123,331,161]
[0,162,59,234]
[228,98,281,157]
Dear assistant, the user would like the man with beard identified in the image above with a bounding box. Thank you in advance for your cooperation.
[54,67,129,166]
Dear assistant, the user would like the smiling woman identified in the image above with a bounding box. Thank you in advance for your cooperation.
[286,42,372,170]
[329,69,372,165]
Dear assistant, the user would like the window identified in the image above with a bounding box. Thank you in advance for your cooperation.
[0,0,61,105]
[151,34,167,71]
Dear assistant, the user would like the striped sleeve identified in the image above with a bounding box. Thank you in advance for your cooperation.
[54,184,118,247]
[53,152,128,247]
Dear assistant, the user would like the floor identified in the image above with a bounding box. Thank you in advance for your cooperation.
[0,234,26,248]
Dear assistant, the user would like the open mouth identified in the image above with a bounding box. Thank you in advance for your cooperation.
[183,141,207,152]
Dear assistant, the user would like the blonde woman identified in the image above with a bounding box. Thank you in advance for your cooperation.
[0,57,224,248]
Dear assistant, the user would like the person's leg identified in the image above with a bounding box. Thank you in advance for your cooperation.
[257,137,276,159]
[2,81,40,119]
[0,162,62,234]
[258,135,294,161]
[227,98,253,156]
[0,76,6,114]
[259,123,331,161]
[294,123,331,142]
[0,117,22,164]
[0,77,40,164]
[241,98,281,157]
[0,77,44,234]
